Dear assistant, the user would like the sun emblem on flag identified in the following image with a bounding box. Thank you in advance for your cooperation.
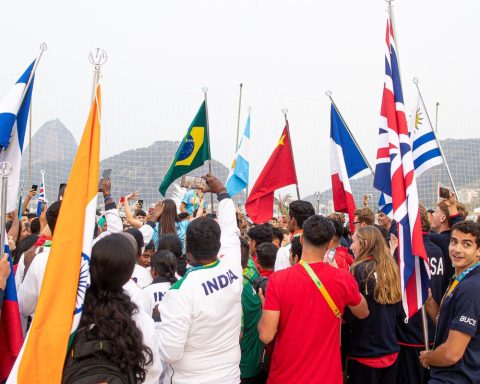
[74,252,91,315]
[414,107,423,130]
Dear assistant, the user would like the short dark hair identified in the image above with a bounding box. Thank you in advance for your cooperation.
[256,242,277,269]
[452,221,480,248]
[178,212,189,220]
[30,218,40,235]
[329,218,344,239]
[290,236,302,260]
[186,217,221,261]
[288,200,315,228]
[157,234,183,258]
[46,201,62,235]
[27,213,37,220]
[144,241,155,252]
[302,215,334,247]
[135,209,146,217]
[125,227,144,256]
[248,224,273,245]
[272,227,284,244]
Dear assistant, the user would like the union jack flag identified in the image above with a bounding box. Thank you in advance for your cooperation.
[373,16,430,318]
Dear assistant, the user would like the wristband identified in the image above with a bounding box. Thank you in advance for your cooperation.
[216,187,227,195]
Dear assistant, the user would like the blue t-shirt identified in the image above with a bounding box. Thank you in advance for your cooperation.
[176,220,189,254]
[182,190,207,215]
[430,266,480,383]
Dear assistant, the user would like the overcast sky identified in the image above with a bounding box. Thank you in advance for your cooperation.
[0,0,478,197]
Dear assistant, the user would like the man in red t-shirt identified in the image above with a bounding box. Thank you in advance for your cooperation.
[259,215,369,384]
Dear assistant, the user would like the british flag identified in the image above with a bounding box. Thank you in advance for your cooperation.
[373,16,430,318]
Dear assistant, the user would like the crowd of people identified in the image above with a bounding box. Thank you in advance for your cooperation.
[1,174,479,384]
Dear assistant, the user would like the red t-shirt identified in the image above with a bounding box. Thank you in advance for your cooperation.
[264,262,361,384]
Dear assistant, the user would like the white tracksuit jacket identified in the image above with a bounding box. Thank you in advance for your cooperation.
[157,197,242,384]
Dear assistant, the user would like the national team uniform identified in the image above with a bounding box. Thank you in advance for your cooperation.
[396,233,444,384]
[345,260,401,384]
[142,277,172,322]
[156,197,242,384]
[429,266,480,384]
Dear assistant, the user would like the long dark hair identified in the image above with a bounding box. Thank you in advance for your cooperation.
[79,233,153,381]
[151,250,178,285]
[13,234,39,264]
[159,199,178,235]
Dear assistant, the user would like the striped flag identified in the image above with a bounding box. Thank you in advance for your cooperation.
[373,16,430,318]
[411,94,443,176]
[8,85,101,383]
[226,114,250,197]
[330,103,369,232]
[0,61,35,213]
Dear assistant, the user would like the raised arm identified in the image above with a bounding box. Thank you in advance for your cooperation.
[124,191,143,229]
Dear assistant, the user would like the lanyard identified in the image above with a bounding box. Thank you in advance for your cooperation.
[442,262,480,304]
[299,260,341,318]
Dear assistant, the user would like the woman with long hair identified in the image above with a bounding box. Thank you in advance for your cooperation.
[345,225,402,384]
[63,233,161,383]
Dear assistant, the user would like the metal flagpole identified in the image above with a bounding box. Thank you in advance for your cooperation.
[282,108,300,200]
[203,87,215,213]
[19,43,47,110]
[245,106,251,199]
[413,78,457,197]
[388,0,430,351]
[326,90,375,174]
[432,102,440,205]
[0,162,12,250]
[28,101,33,189]
[235,83,243,150]
[89,48,108,103]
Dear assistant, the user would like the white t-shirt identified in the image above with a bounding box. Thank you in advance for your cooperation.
[274,243,292,271]
[156,198,242,384]
[142,279,173,321]
[131,264,153,288]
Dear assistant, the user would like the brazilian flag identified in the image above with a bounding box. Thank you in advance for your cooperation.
[159,101,211,196]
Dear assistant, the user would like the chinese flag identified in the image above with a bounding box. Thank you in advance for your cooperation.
[245,122,298,223]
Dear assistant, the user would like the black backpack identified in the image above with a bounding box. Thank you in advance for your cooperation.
[62,327,136,384]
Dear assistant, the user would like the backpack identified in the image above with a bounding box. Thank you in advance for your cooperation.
[62,327,136,384]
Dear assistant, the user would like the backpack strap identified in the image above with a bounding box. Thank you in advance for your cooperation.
[299,260,341,318]
[71,339,113,359]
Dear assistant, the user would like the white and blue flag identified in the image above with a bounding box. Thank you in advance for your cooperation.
[0,61,35,212]
[226,115,250,197]
[411,94,443,177]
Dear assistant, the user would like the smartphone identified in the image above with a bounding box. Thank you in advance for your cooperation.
[180,175,207,190]
[138,199,144,209]
[98,169,112,192]
[31,184,38,192]
[439,187,450,199]
[120,196,125,204]
[57,183,67,201]
[363,193,372,200]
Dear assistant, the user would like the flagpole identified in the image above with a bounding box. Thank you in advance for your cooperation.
[89,48,107,103]
[245,106,251,199]
[282,108,301,200]
[432,102,440,205]
[203,87,215,213]
[19,43,47,109]
[326,90,375,174]
[235,83,243,150]
[0,163,12,251]
[413,78,458,196]
[28,101,33,189]
[387,1,430,350]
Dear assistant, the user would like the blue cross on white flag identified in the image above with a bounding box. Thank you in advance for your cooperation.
[226,115,250,197]
[411,94,443,177]
[0,61,36,212]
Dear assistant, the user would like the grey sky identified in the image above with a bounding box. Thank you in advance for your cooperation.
[0,0,478,197]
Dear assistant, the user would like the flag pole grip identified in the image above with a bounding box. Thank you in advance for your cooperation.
[0,162,12,250]
[421,305,429,351]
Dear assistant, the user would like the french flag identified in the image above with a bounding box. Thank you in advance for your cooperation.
[330,103,369,232]
[0,246,23,380]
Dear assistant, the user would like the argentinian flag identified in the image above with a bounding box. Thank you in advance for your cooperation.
[0,61,35,212]
[226,115,250,197]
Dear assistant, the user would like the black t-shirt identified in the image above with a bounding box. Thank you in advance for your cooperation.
[344,260,401,357]
[430,266,480,383]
